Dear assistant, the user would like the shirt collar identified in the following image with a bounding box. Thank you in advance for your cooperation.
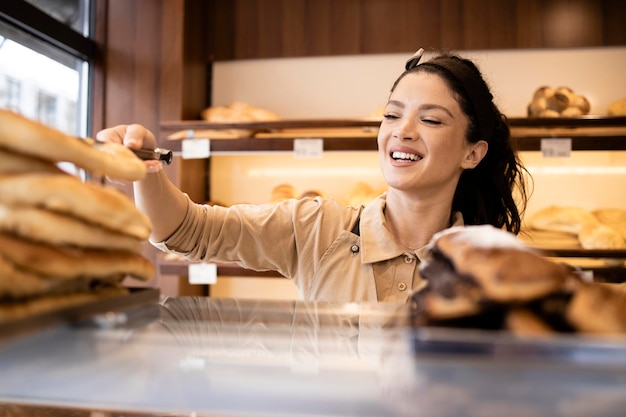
[359,193,465,264]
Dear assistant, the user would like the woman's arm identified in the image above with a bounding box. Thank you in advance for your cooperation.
[96,124,187,241]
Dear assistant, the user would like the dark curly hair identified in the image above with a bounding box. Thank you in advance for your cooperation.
[392,53,530,234]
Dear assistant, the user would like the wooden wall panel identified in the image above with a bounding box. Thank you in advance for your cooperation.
[203,0,626,61]
[440,0,464,50]
[514,0,544,48]
[603,0,626,45]
[328,0,362,55]
[539,0,603,48]
[360,0,443,54]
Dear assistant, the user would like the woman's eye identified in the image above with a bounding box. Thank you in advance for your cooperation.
[422,118,441,125]
[383,113,399,120]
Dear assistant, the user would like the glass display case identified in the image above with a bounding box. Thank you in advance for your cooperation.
[1,294,626,417]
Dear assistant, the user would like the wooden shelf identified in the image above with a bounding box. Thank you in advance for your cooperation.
[158,257,284,279]
[160,117,626,153]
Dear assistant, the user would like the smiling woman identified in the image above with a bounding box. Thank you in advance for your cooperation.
[95,49,530,304]
[380,51,529,244]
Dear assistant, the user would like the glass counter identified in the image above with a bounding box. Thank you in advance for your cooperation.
[1,295,625,417]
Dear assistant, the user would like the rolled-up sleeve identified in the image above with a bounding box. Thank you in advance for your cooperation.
[151,196,357,280]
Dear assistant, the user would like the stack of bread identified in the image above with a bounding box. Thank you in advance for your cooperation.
[527,86,591,118]
[412,225,626,335]
[525,205,626,251]
[0,109,154,322]
[200,101,280,138]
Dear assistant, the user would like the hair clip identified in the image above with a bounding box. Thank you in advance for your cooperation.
[405,48,425,71]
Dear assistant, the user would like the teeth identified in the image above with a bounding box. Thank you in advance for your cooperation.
[392,151,422,161]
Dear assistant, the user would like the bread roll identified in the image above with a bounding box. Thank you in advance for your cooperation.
[553,86,574,111]
[527,97,547,117]
[533,86,554,100]
[608,98,626,116]
[538,109,560,118]
[571,94,591,114]
[561,106,584,117]
[270,184,296,203]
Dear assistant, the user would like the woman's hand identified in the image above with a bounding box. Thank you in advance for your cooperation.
[96,124,157,149]
[96,124,162,173]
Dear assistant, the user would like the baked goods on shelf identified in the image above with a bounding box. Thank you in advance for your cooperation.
[0,111,154,323]
[412,225,626,335]
[269,181,383,206]
[608,98,626,116]
[527,86,591,118]
[525,205,626,250]
[270,183,297,203]
[198,101,280,138]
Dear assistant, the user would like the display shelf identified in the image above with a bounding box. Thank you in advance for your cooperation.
[159,116,626,282]
[157,256,284,279]
[160,116,626,152]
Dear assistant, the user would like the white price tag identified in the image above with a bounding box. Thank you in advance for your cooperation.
[182,138,211,159]
[293,138,323,158]
[540,138,571,158]
[188,263,217,285]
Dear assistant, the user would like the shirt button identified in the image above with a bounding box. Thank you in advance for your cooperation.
[398,282,407,291]
[404,255,413,264]
[350,244,360,254]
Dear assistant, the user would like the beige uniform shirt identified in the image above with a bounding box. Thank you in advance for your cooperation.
[153,193,463,303]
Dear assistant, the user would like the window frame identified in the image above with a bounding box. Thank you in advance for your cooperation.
[0,1,96,133]
[0,1,95,60]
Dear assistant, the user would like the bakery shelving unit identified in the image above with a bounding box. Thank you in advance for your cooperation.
[157,116,626,286]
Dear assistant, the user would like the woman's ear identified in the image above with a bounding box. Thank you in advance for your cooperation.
[463,140,488,169]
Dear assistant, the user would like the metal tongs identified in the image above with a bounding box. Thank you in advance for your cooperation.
[129,147,173,165]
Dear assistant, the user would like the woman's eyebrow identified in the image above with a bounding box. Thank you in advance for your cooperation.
[386,99,404,109]
[420,103,454,118]
[387,100,454,118]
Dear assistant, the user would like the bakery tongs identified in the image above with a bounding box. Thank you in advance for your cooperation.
[129,147,173,165]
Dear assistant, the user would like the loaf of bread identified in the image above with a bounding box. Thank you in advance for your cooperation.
[0,109,146,181]
[412,225,626,335]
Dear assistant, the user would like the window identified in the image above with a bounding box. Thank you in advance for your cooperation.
[0,76,22,111]
[0,1,94,137]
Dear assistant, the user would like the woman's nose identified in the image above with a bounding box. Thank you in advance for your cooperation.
[394,118,418,141]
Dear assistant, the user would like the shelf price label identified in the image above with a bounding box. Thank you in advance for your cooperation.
[541,138,572,158]
[293,138,324,158]
[188,262,217,285]
[182,138,211,159]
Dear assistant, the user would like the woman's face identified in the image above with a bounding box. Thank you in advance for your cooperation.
[377,71,480,198]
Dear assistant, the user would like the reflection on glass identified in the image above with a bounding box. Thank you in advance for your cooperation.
[23,0,90,35]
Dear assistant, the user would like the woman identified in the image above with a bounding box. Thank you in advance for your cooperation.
[97,50,528,303]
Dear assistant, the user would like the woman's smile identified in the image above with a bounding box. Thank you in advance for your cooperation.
[389,145,424,165]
